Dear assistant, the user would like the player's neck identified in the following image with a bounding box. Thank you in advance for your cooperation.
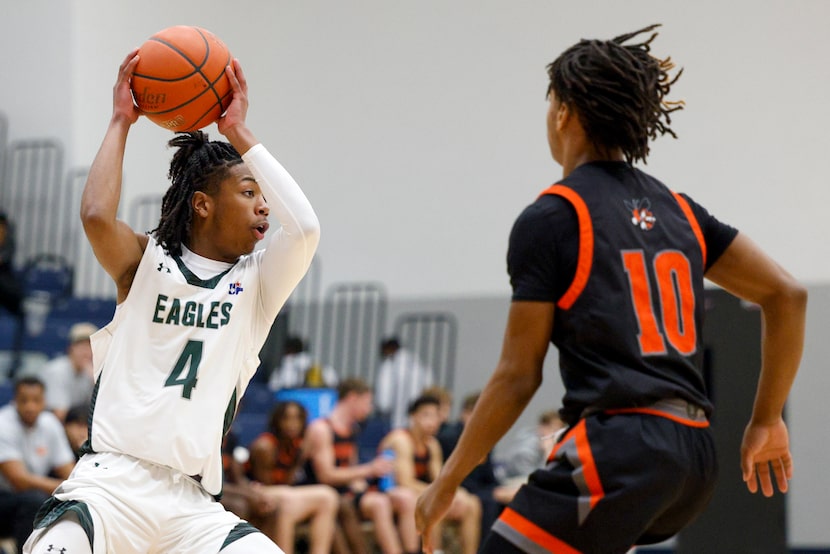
[560,138,624,178]
[185,234,239,264]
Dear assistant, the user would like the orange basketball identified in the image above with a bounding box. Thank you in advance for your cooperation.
[132,26,233,132]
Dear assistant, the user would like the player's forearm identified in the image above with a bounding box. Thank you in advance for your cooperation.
[81,118,131,227]
[317,463,374,486]
[244,144,320,316]
[222,123,258,158]
[751,282,807,424]
[243,144,320,255]
[17,473,64,496]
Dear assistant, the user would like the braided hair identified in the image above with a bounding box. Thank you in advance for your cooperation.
[546,23,684,164]
[151,131,243,256]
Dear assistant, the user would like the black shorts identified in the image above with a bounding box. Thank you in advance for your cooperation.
[486,402,717,554]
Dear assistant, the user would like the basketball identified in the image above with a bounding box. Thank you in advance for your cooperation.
[132,26,233,132]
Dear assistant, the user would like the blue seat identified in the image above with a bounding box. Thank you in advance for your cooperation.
[239,382,274,415]
[22,316,70,358]
[231,412,268,449]
[23,254,73,302]
[52,298,116,329]
[0,315,18,350]
[357,413,391,464]
[0,380,13,406]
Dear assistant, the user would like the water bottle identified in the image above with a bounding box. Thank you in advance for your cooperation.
[378,448,396,492]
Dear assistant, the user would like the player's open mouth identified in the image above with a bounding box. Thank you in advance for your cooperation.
[253,222,269,240]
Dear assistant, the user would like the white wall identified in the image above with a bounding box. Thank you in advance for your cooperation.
[3,0,825,299]
[0,1,72,158]
[2,0,828,546]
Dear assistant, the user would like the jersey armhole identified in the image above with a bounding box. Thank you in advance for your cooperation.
[670,192,707,267]
[537,185,593,310]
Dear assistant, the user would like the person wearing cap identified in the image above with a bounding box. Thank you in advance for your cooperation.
[38,322,97,422]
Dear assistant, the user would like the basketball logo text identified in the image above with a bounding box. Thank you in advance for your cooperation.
[134,87,167,109]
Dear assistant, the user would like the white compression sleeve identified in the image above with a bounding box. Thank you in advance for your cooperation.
[241,144,321,322]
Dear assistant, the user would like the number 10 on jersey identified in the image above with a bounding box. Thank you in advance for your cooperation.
[622,249,697,356]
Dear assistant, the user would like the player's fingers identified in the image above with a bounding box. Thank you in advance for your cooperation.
[418,522,433,553]
[741,452,755,484]
[225,64,241,91]
[782,452,794,480]
[773,457,789,493]
[232,58,248,87]
[756,461,774,497]
[119,48,140,71]
[745,468,759,494]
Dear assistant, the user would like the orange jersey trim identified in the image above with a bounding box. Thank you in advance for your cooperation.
[539,185,594,310]
[498,507,582,554]
[671,192,707,268]
[604,407,710,428]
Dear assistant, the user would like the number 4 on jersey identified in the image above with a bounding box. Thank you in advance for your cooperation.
[165,339,203,399]
[622,250,696,356]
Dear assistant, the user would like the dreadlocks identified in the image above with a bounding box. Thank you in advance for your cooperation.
[152,131,243,256]
[546,23,684,164]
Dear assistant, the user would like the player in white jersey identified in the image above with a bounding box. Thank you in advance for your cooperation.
[23,49,320,554]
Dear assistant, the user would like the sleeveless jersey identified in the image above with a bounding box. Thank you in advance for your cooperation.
[87,236,275,495]
[542,163,713,424]
[252,432,301,485]
[406,430,432,483]
[304,419,358,494]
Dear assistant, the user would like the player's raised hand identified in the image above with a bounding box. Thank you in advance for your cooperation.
[217,58,249,136]
[741,417,793,497]
[113,49,142,124]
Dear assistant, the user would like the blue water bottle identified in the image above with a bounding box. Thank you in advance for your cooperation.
[378,448,396,492]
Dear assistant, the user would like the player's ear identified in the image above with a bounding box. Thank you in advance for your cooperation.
[191,191,211,218]
[556,100,572,131]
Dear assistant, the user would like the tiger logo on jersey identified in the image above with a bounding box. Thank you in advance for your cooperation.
[625,198,656,231]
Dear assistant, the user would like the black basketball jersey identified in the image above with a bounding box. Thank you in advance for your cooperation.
[303,419,358,494]
[534,162,719,424]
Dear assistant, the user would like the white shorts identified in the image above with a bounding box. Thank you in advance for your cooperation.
[24,451,264,554]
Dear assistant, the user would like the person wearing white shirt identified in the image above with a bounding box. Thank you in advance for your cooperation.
[38,322,97,422]
[375,338,434,429]
[0,376,75,550]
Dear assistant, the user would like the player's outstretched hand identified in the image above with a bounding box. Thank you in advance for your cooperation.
[741,417,793,497]
[415,481,455,553]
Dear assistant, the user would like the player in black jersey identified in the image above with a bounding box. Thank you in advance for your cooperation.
[416,24,807,554]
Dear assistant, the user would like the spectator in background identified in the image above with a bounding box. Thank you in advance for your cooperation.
[63,404,90,461]
[379,395,481,554]
[38,322,97,422]
[375,337,434,429]
[248,400,339,554]
[421,386,453,435]
[493,409,564,505]
[0,211,25,379]
[437,392,501,543]
[0,376,75,549]
[220,431,280,536]
[303,378,419,554]
[268,336,338,390]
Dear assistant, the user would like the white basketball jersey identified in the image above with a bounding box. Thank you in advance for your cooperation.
[88,237,273,495]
